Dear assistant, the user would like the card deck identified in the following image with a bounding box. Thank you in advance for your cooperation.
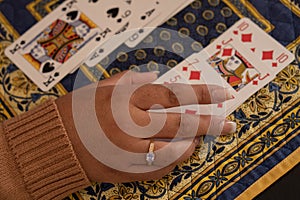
[5,0,163,90]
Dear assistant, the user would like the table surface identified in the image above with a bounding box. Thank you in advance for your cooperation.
[0,0,299,199]
[255,163,300,200]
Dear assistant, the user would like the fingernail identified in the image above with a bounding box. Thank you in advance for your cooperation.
[211,88,233,102]
[223,121,237,134]
[151,71,160,75]
[194,137,200,145]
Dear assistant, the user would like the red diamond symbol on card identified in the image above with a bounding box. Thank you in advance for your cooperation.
[272,62,277,67]
[241,33,252,42]
[217,103,223,108]
[233,30,238,35]
[182,66,188,71]
[222,48,233,56]
[262,50,274,60]
[216,45,222,49]
[251,48,256,52]
[189,71,201,80]
[253,80,258,85]
[185,109,197,114]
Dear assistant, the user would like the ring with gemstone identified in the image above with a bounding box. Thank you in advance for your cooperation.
[146,142,155,165]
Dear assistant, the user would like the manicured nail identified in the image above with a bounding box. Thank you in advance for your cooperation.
[151,71,160,75]
[194,137,200,145]
[211,88,233,102]
[223,121,237,134]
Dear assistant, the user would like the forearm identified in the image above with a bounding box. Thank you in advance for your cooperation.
[0,100,90,200]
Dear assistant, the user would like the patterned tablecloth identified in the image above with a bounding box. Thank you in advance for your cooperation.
[0,0,299,199]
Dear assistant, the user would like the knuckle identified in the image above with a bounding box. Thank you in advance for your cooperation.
[200,115,212,134]
[195,85,210,103]
[198,86,207,103]
[179,114,199,137]
[178,115,190,136]
[167,85,178,105]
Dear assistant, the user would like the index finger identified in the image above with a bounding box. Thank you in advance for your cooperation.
[132,84,233,110]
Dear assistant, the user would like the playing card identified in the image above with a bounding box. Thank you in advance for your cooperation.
[151,44,275,116]
[84,0,161,67]
[166,49,274,116]
[154,67,186,84]
[172,56,205,85]
[199,46,275,116]
[125,0,194,48]
[77,0,133,34]
[204,43,270,92]
[152,52,229,116]
[5,0,102,91]
[149,18,294,117]
[219,18,294,74]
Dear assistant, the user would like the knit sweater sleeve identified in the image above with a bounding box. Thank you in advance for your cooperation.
[0,100,91,200]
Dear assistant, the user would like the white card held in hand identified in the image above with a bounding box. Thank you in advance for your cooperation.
[5,0,104,91]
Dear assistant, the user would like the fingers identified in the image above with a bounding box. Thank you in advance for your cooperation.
[94,138,198,183]
[134,112,236,139]
[132,84,232,110]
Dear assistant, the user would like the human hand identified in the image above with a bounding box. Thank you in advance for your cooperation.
[56,71,236,183]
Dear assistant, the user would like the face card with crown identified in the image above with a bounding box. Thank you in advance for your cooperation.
[5,0,103,91]
[200,42,276,116]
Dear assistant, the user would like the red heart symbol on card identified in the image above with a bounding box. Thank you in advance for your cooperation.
[233,30,238,35]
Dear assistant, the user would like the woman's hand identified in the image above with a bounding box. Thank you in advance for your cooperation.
[56,71,236,183]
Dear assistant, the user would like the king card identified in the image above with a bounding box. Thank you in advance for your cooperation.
[5,0,103,91]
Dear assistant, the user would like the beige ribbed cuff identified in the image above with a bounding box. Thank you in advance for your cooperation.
[3,100,90,200]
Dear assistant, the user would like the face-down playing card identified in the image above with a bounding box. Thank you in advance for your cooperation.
[5,1,102,91]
